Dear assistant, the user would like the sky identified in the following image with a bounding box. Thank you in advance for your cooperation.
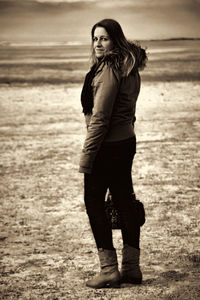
[0,0,200,44]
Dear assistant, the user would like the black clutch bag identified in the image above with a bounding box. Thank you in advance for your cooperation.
[105,192,145,230]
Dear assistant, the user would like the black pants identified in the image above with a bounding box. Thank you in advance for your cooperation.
[84,136,140,250]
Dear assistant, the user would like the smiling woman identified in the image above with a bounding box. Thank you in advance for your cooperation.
[79,18,147,289]
[92,27,113,58]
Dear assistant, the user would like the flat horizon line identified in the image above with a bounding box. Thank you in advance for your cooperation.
[0,37,200,47]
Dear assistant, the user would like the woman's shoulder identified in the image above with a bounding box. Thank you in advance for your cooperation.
[104,42,147,76]
[95,56,121,82]
[103,50,122,73]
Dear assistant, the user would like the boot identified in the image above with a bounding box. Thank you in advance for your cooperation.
[86,248,121,289]
[120,244,142,284]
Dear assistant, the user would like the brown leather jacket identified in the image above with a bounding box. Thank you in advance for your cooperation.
[79,61,141,174]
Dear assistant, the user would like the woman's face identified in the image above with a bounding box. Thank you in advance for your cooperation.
[93,27,113,58]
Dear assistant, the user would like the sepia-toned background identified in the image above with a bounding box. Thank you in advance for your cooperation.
[0,0,200,299]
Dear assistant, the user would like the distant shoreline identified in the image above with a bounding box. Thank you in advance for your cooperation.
[147,37,200,41]
[0,37,200,47]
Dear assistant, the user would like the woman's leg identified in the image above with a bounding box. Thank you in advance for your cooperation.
[108,139,140,249]
[84,171,114,250]
[109,168,140,249]
[84,165,120,289]
[105,137,142,284]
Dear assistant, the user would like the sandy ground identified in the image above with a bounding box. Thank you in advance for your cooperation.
[0,81,200,299]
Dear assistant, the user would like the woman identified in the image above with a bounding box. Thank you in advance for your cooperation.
[79,19,147,289]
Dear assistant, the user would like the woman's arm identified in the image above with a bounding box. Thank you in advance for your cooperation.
[79,64,120,173]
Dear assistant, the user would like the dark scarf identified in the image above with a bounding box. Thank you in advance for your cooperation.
[81,61,103,115]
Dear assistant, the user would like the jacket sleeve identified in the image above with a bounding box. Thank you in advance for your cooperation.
[79,64,120,173]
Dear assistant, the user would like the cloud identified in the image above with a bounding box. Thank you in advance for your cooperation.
[0,0,200,43]
[36,0,96,2]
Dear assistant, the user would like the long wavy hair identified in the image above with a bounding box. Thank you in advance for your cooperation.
[91,19,147,76]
